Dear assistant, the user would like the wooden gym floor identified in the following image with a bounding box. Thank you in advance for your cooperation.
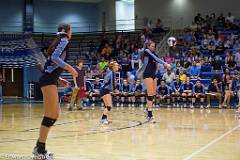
[0,103,239,160]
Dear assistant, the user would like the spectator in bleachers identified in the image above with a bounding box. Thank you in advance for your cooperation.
[69,60,86,111]
[192,80,205,109]
[194,13,204,24]
[189,61,201,79]
[226,55,237,70]
[131,45,142,70]
[226,12,235,24]
[162,68,175,86]
[164,52,174,64]
[154,18,164,33]
[92,77,102,107]
[234,48,240,66]
[217,13,225,26]
[133,79,145,107]
[156,80,170,107]
[171,75,183,107]
[182,77,194,108]
[224,37,233,49]
[211,55,223,71]
[101,43,112,60]
[120,52,131,78]
[209,13,217,29]
[98,58,108,70]
[208,40,216,53]
[207,78,222,108]
[179,69,187,82]
[224,51,231,64]
[233,39,240,50]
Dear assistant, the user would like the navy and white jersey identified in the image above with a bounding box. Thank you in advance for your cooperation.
[93,82,102,90]
[121,84,131,92]
[101,69,115,92]
[171,80,183,92]
[44,38,68,74]
[157,85,169,95]
[193,84,205,94]
[134,83,144,92]
[142,49,166,77]
[208,83,222,92]
[182,82,194,92]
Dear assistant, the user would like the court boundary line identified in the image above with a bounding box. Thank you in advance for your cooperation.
[183,124,240,160]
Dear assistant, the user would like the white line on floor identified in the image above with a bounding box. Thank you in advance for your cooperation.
[183,124,240,160]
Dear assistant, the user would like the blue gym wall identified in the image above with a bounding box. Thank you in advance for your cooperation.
[0,0,23,32]
[34,0,99,33]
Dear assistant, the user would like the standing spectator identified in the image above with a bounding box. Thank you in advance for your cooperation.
[154,18,164,33]
[226,12,235,24]
[101,43,112,60]
[69,61,86,111]
[131,45,142,70]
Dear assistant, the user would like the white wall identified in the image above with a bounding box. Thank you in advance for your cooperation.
[34,0,99,33]
[97,0,116,31]
[0,0,23,32]
[135,0,240,29]
[116,1,135,31]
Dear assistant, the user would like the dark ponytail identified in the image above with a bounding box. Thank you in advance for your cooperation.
[47,23,71,57]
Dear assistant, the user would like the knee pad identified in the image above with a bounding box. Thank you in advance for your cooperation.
[147,96,153,101]
[41,116,56,128]
[105,106,111,111]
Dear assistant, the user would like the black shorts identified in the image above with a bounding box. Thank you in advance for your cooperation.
[39,73,59,88]
[143,73,156,79]
[100,88,111,97]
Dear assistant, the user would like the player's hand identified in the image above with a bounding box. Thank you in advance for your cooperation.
[59,78,69,88]
[164,63,171,70]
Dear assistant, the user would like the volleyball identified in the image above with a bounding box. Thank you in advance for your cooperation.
[167,36,177,47]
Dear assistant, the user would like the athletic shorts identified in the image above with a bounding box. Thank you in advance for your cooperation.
[100,88,111,97]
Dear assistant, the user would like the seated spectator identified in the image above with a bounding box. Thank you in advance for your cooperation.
[234,48,240,65]
[233,39,240,50]
[222,80,233,108]
[162,68,175,85]
[211,56,222,71]
[226,55,237,70]
[182,77,194,108]
[222,68,231,85]
[98,58,109,70]
[133,79,145,107]
[206,78,222,108]
[120,79,132,107]
[101,43,112,60]
[164,52,174,64]
[179,70,187,82]
[189,61,201,79]
[208,40,216,52]
[156,80,170,107]
[171,75,183,107]
[91,77,102,107]
[192,80,205,109]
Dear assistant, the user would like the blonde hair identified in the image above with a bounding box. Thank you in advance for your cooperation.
[109,61,118,70]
